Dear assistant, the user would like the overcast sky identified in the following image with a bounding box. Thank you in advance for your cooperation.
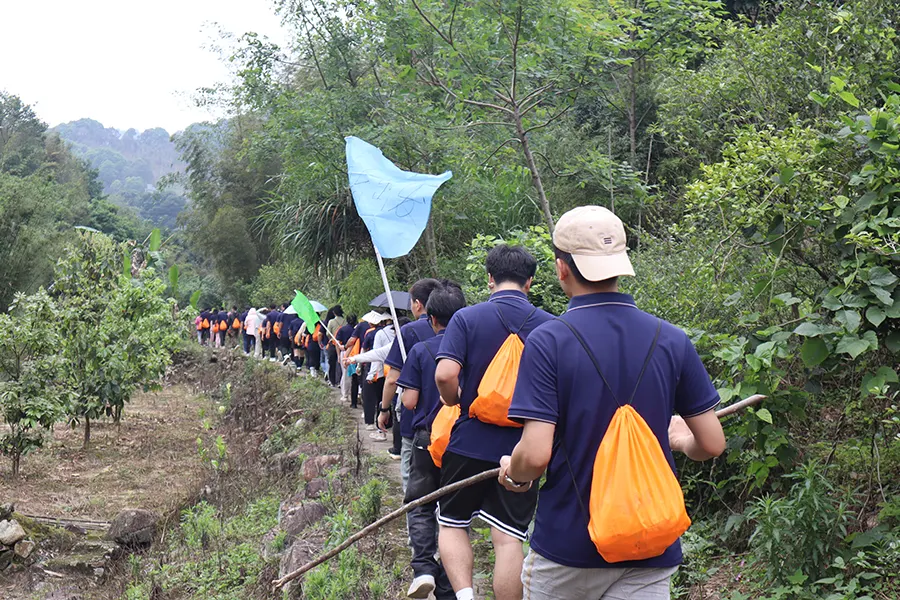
[0,0,291,133]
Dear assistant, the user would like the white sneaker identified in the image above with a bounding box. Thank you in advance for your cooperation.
[407,574,435,599]
[369,431,387,442]
[269,358,277,362]
[365,424,376,431]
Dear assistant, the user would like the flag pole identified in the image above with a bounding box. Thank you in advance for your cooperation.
[374,245,407,361]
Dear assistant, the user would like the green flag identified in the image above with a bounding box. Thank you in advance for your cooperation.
[291,290,321,334]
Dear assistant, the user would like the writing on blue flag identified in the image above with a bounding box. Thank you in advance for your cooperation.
[345,136,452,259]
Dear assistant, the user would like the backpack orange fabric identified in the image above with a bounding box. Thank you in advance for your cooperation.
[429,404,460,467]
[232,318,241,329]
[294,329,302,345]
[559,318,690,563]
[202,318,210,330]
[468,307,536,428]
[273,322,283,337]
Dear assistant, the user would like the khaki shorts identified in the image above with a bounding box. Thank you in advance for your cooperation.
[522,550,678,600]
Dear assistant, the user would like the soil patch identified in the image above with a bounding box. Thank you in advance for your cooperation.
[0,385,215,521]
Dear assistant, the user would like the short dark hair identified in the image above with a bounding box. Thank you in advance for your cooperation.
[409,278,442,306]
[333,305,344,317]
[347,314,358,326]
[553,245,617,287]
[427,282,467,327]
[485,244,537,287]
[398,316,412,327]
[269,304,277,310]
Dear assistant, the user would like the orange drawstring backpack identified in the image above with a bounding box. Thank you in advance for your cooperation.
[468,307,537,428]
[202,318,210,330]
[429,404,460,467]
[558,318,690,563]
[232,317,241,330]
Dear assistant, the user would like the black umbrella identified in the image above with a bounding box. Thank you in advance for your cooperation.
[369,291,411,310]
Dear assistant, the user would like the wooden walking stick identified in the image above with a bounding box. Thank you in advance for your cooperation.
[272,394,767,590]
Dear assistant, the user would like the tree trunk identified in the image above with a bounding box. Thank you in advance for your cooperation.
[424,217,439,277]
[12,453,20,478]
[514,109,555,234]
[83,416,91,449]
[628,63,637,168]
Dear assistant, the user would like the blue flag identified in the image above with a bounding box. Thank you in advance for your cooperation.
[346,136,452,258]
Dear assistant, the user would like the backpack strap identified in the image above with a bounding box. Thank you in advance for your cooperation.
[555,317,662,408]
[495,305,538,337]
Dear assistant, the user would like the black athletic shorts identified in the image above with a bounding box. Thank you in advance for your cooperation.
[436,450,537,541]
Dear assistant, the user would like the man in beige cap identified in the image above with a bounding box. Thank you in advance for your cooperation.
[499,206,726,599]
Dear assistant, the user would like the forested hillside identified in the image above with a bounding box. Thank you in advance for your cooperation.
[173,0,899,597]
[54,118,188,229]
[0,92,149,311]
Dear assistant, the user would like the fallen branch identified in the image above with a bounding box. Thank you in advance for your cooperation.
[273,394,766,589]
[272,467,500,589]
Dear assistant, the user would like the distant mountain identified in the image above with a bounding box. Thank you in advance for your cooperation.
[53,119,188,229]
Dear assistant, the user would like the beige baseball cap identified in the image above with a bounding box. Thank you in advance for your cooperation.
[553,206,635,281]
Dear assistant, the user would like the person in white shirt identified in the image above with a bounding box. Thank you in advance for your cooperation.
[347,314,395,441]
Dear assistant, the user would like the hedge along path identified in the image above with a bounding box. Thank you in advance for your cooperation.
[273,394,766,590]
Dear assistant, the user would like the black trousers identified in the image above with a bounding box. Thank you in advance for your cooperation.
[327,346,340,385]
[350,373,360,408]
[405,430,455,598]
[363,378,384,426]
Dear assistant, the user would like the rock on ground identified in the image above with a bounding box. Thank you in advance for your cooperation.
[13,539,36,559]
[301,454,342,482]
[0,519,27,546]
[281,502,327,539]
[107,509,159,547]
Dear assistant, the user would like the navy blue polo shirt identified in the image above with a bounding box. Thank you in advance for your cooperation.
[336,323,354,345]
[396,333,446,432]
[265,310,282,329]
[508,292,720,569]
[384,315,435,370]
[350,321,371,346]
[287,318,303,340]
[280,314,298,340]
[437,290,553,463]
[362,326,379,352]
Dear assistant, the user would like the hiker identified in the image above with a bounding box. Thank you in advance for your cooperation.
[343,314,377,408]
[240,306,252,354]
[245,307,259,355]
[499,206,726,600]
[326,305,347,387]
[288,316,306,371]
[199,308,212,346]
[336,314,358,402]
[380,279,443,487]
[217,307,228,348]
[195,314,203,344]
[229,305,241,347]
[303,311,325,376]
[434,244,553,600]
[264,304,281,361]
[280,307,299,365]
[397,283,466,600]
[347,313,393,433]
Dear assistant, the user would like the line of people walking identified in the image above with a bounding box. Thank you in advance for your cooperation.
[381,207,727,600]
[193,205,728,600]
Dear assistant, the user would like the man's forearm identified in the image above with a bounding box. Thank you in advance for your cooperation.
[382,379,398,409]
[436,378,459,405]
[508,442,548,483]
